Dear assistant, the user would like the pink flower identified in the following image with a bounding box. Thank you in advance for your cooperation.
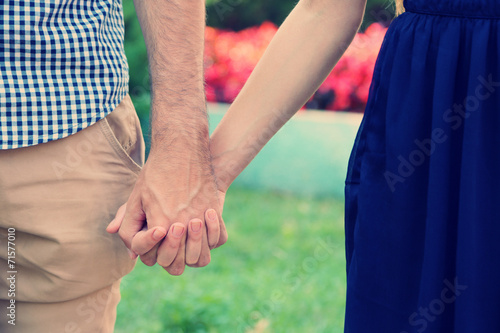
[204,22,387,111]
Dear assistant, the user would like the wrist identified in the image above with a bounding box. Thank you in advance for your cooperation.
[210,149,241,193]
[151,125,209,152]
[150,107,210,155]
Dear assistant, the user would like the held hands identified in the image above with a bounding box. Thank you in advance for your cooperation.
[106,203,223,274]
[106,150,228,276]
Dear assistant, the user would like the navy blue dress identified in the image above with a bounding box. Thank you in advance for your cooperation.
[344,0,500,332]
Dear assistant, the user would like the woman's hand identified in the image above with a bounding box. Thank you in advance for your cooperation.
[106,202,226,272]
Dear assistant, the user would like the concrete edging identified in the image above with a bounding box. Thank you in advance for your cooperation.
[208,103,363,198]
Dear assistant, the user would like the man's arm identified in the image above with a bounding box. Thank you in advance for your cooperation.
[117,0,227,276]
[135,0,207,148]
[210,0,367,192]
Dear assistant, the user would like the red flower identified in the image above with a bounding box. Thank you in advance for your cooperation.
[204,22,387,111]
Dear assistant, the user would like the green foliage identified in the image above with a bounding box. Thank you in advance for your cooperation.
[122,0,397,119]
[205,0,396,31]
[206,0,296,31]
[115,187,347,333]
[361,0,398,30]
[123,0,149,120]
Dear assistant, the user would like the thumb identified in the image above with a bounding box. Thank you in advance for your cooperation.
[117,198,147,251]
[106,203,127,234]
[131,226,167,256]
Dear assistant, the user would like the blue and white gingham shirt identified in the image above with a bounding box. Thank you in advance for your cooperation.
[0,0,129,149]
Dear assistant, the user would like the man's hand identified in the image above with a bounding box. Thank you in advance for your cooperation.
[116,0,229,275]
[107,188,227,274]
[107,149,227,275]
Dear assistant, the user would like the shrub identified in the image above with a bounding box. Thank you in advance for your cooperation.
[204,22,388,111]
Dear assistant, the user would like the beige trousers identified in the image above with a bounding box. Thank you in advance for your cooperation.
[0,95,145,332]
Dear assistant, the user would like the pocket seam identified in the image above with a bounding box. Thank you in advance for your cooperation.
[98,117,142,175]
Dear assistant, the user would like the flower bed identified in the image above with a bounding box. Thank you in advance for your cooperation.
[204,22,387,112]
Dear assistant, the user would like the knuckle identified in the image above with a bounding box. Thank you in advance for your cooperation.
[188,233,202,242]
[132,246,147,256]
[197,256,210,267]
[134,237,156,255]
[130,242,145,255]
[168,241,180,250]
[166,266,184,276]
[197,251,211,267]
[185,257,197,266]
[157,257,170,267]
[140,256,156,267]
[218,233,228,246]
[157,260,166,267]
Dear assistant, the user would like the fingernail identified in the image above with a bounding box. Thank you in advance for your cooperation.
[153,228,166,241]
[172,225,185,237]
[191,220,202,232]
[207,209,217,221]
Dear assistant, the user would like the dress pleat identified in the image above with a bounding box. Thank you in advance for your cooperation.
[344,1,500,331]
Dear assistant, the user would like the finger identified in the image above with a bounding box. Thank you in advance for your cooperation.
[216,214,228,248]
[106,203,127,234]
[139,242,160,267]
[164,232,187,276]
[157,223,185,268]
[189,226,211,268]
[131,226,167,256]
[185,219,203,265]
[205,209,220,249]
[127,249,138,260]
[117,200,147,250]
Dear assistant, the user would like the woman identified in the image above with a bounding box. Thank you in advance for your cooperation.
[111,0,500,331]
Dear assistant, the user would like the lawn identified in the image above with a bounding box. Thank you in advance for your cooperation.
[114,187,347,333]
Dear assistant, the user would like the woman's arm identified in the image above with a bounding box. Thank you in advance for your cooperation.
[210,0,367,191]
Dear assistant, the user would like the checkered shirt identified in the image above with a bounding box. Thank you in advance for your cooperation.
[0,0,129,149]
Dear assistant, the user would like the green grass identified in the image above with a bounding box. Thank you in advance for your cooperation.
[115,187,346,333]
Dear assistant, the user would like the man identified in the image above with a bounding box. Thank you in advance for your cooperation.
[0,0,226,332]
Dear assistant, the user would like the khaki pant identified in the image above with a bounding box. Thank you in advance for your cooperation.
[0,95,145,332]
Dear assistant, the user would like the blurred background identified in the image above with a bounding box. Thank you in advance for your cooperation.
[117,1,397,332]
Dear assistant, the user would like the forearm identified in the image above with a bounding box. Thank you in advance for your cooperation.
[210,0,366,190]
[134,0,209,159]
